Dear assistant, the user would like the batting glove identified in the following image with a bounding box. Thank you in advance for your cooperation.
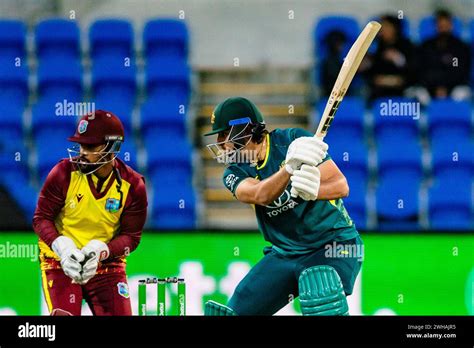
[285,137,328,174]
[290,164,321,201]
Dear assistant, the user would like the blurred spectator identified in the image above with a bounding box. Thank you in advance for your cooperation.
[320,30,347,96]
[416,9,471,102]
[365,15,415,101]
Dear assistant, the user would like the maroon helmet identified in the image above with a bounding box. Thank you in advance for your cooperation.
[68,109,124,144]
[67,110,124,174]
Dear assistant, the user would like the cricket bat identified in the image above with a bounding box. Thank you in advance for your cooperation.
[315,21,381,138]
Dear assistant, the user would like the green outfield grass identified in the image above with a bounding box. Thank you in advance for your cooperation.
[0,232,472,315]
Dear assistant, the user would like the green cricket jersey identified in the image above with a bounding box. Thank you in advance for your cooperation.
[223,128,358,255]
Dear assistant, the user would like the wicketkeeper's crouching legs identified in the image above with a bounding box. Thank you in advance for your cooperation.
[41,259,132,315]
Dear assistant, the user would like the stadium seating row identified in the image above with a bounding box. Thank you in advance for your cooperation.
[319,97,472,142]
[317,96,472,230]
[0,17,471,230]
[313,15,473,230]
[0,18,195,229]
[314,14,474,58]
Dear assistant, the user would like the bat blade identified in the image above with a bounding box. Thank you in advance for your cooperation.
[316,21,381,138]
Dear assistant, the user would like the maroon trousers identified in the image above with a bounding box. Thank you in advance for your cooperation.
[41,258,132,316]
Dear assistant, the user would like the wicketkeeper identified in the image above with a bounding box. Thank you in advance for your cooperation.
[33,110,148,316]
[204,97,363,316]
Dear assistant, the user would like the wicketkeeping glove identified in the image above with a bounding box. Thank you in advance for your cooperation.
[52,236,85,283]
[77,240,110,285]
[285,137,328,174]
[290,164,321,201]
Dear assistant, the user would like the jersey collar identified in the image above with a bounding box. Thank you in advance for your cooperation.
[87,162,118,199]
[256,133,271,170]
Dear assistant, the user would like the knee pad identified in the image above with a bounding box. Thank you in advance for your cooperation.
[298,265,349,316]
[204,300,236,316]
[51,308,73,316]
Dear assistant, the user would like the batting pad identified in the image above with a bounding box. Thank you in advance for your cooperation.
[298,265,349,316]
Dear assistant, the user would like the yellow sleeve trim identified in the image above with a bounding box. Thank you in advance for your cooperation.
[256,134,271,170]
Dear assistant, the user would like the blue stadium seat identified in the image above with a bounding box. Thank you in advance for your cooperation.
[32,99,78,135]
[377,138,423,180]
[37,59,83,101]
[471,19,474,41]
[117,139,138,169]
[376,176,420,231]
[145,134,192,180]
[0,103,24,136]
[92,99,134,135]
[429,138,474,230]
[376,139,422,230]
[35,19,80,61]
[35,128,72,183]
[89,19,133,60]
[427,99,471,140]
[0,63,28,107]
[145,58,190,103]
[373,97,419,142]
[0,101,25,196]
[345,186,367,230]
[319,96,365,141]
[140,98,186,139]
[0,140,28,179]
[329,140,368,229]
[0,19,26,63]
[314,16,359,58]
[92,57,136,109]
[3,171,38,221]
[471,20,474,86]
[0,104,24,146]
[431,138,473,181]
[151,180,196,229]
[143,19,188,61]
[429,180,472,230]
[418,15,463,42]
[329,140,368,183]
[0,130,23,157]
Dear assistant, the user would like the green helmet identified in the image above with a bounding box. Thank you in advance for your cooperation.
[204,97,264,136]
[204,97,266,165]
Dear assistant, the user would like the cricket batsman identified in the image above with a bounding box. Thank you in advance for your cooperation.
[33,110,148,316]
[204,97,363,316]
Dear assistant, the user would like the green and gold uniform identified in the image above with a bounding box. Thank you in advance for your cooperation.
[223,128,363,315]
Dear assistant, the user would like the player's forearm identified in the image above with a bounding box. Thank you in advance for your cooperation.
[237,167,291,205]
[317,176,349,200]
[107,232,141,258]
[32,217,60,247]
[32,195,62,247]
[33,162,69,247]
[108,206,146,258]
[253,167,291,205]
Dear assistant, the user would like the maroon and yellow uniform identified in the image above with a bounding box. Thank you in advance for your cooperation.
[33,157,147,315]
